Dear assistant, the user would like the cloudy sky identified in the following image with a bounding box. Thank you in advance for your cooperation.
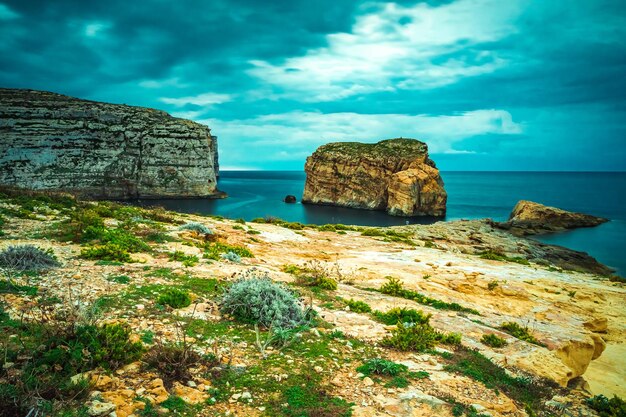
[1,0,625,171]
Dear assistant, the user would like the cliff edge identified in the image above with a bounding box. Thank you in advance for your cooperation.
[0,88,221,199]
[302,138,447,216]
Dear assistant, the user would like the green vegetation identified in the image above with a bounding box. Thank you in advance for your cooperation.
[220,251,242,263]
[378,277,480,315]
[487,280,499,291]
[0,245,61,271]
[360,228,415,245]
[500,322,545,347]
[107,274,131,284]
[481,333,508,348]
[203,241,253,260]
[168,250,199,267]
[157,288,192,309]
[356,358,407,376]
[443,347,556,413]
[373,307,431,325]
[80,243,132,262]
[178,222,212,235]
[381,319,462,352]
[479,250,530,266]
[0,280,38,296]
[220,272,307,329]
[343,298,372,313]
[585,394,626,417]
[284,261,338,291]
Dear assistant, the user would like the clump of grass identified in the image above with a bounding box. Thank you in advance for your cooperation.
[157,288,192,309]
[285,261,338,291]
[500,322,545,347]
[0,280,38,296]
[107,275,131,284]
[378,277,479,315]
[0,245,61,271]
[479,250,530,266]
[344,299,372,313]
[381,321,461,352]
[356,358,407,376]
[179,222,212,235]
[203,242,253,260]
[168,251,199,267]
[80,243,131,262]
[585,394,626,417]
[144,341,214,389]
[373,307,431,325]
[487,280,499,291]
[481,333,508,348]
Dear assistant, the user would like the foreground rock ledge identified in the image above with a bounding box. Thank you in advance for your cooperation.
[302,138,447,216]
[0,88,221,199]
[499,200,609,236]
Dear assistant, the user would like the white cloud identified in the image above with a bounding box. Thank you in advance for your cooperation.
[84,22,110,37]
[248,0,525,101]
[160,92,233,107]
[139,77,189,89]
[0,3,19,20]
[201,109,522,162]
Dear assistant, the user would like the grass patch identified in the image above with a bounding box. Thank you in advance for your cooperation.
[106,275,131,284]
[168,251,199,267]
[585,394,626,417]
[481,333,508,348]
[479,250,530,266]
[203,242,253,260]
[343,298,372,313]
[373,307,431,325]
[283,261,338,291]
[157,288,192,309]
[500,322,545,347]
[356,358,407,376]
[377,277,480,315]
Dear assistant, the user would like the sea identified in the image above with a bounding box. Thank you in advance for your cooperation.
[140,171,626,276]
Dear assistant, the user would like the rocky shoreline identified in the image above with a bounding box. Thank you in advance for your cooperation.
[0,191,624,417]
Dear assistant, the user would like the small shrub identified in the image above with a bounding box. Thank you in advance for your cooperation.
[168,251,199,267]
[500,322,545,346]
[585,394,626,417]
[80,243,131,262]
[157,288,192,309]
[380,276,404,295]
[487,280,499,291]
[344,299,372,313]
[78,323,145,370]
[373,308,431,325]
[291,261,338,290]
[145,342,212,389]
[179,222,212,235]
[0,245,61,271]
[107,275,130,284]
[220,271,306,329]
[480,250,530,266]
[220,251,242,263]
[361,228,385,237]
[270,374,353,417]
[317,224,336,232]
[357,358,407,376]
[203,242,253,260]
[385,376,410,388]
[381,322,438,351]
[481,334,508,348]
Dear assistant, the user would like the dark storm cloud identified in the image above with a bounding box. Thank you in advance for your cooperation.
[1,0,625,170]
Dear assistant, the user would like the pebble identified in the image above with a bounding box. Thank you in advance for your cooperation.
[314,366,324,373]
[362,377,374,386]
[241,391,252,400]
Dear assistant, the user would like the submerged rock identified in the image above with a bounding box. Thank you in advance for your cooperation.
[302,138,447,216]
[0,88,221,199]
[499,200,608,235]
[284,195,297,203]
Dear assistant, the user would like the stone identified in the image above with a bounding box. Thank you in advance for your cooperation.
[362,377,375,386]
[284,195,297,203]
[86,400,116,417]
[302,138,446,217]
[499,200,608,236]
[583,317,608,333]
[0,88,222,199]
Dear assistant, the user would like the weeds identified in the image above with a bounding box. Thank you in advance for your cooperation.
[500,322,545,347]
[381,321,461,352]
[373,307,431,325]
[0,245,61,271]
[481,334,508,348]
[157,288,192,309]
[585,394,626,417]
[343,299,372,313]
[357,358,407,376]
[203,242,253,260]
[168,251,199,267]
[479,250,530,266]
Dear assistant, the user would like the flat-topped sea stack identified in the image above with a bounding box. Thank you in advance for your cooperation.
[302,138,447,216]
[0,88,221,199]
[500,200,609,235]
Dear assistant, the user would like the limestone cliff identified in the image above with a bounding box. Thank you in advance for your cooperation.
[499,200,608,236]
[0,88,221,199]
[302,138,446,216]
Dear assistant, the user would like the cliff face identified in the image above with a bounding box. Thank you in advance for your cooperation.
[302,138,447,216]
[0,88,220,199]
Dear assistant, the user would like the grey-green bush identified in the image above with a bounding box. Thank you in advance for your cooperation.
[0,245,61,271]
[179,222,212,235]
[220,251,242,263]
[220,270,306,329]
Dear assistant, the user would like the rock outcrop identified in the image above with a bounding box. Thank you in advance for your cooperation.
[499,200,608,236]
[0,88,221,199]
[302,138,447,216]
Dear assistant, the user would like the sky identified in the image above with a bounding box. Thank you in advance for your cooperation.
[1,0,626,171]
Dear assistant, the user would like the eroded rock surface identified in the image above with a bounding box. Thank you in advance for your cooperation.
[0,88,221,199]
[498,200,608,236]
[302,138,447,217]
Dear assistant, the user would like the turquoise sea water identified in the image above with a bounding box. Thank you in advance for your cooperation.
[141,171,626,275]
